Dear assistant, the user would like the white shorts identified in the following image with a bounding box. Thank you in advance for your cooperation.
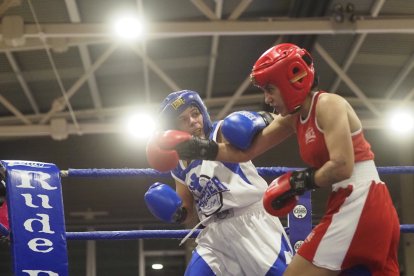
[191,201,293,276]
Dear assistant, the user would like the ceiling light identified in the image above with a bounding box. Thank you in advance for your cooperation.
[388,110,414,135]
[152,263,163,270]
[113,15,145,40]
[125,113,155,139]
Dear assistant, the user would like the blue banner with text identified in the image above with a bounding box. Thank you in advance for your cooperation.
[3,160,68,276]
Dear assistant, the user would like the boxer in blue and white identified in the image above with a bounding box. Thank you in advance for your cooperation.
[145,90,292,276]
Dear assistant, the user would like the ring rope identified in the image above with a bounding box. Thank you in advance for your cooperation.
[61,166,414,178]
[3,161,412,275]
[66,224,414,241]
[59,166,414,242]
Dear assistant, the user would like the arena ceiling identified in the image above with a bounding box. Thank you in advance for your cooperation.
[0,0,413,139]
[0,0,413,274]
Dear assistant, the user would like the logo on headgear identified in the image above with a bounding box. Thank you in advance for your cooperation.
[171,97,185,110]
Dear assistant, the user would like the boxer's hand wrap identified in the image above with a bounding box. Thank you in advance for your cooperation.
[172,207,188,224]
[175,137,219,160]
[289,167,318,195]
[257,111,274,125]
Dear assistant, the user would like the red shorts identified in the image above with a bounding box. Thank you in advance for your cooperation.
[297,161,400,275]
[0,202,9,230]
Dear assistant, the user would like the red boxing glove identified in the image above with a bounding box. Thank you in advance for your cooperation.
[157,130,192,149]
[145,130,192,172]
[263,172,298,217]
[146,139,179,172]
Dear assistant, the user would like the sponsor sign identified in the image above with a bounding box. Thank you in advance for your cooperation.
[3,160,68,275]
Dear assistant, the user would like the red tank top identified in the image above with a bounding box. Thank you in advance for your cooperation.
[296,91,374,168]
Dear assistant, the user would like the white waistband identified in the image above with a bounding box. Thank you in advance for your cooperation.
[332,160,380,190]
[211,201,263,223]
[179,201,264,246]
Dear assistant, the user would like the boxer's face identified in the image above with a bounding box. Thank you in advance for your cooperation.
[263,84,287,116]
[176,105,205,138]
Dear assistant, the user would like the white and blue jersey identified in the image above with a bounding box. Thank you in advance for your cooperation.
[171,121,293,276]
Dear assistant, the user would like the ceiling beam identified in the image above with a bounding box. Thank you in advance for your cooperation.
[39,43,118,124]
[0,115,394,139]
[385,52,414,100]
[191,0,219,20]
[0,17,413,42]
[315,43,381,117]
[0,38,112,52]
[0,94,411,129]
[129,44,181,91]
[64,0,103,111]
[5,51,39,114]
[217,37,282,118]
[205,0,223,99]
[329,0,385,92]
[228,0,252,20]
[216,76,250,119]
[136,0,151,103]
[0,93,31,124]
[0,122,123,138]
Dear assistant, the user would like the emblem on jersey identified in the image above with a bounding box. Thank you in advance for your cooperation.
[188,173,229,216]
[305,126,316,144]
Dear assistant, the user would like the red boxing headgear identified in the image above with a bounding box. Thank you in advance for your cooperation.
[251,43,315,113]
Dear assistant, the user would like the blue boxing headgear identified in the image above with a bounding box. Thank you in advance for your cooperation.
[159,90,212,137]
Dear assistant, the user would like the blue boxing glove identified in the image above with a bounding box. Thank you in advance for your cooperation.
[144,182,187,223]
[221,111,274,150]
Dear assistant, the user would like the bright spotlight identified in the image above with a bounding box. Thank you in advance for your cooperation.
[126,113,155,139]
[113,15,145,40]
[388,110,414,135]
[152,263,163,270]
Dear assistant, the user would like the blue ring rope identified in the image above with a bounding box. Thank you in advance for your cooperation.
[66,224,414,240]
[61,166,414,241]
[64,166,414,178]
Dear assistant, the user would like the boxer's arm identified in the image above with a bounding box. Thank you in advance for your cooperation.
[314,94,355,187]
[216,114,296,162]
[175,180,198,227]
[166,114,294,162]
